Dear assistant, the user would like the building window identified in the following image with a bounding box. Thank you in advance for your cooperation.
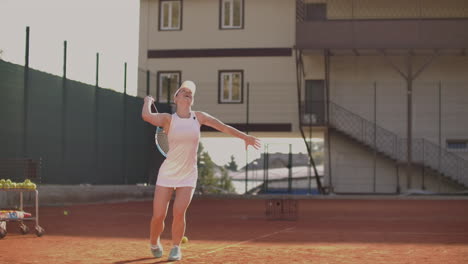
[157,71,181,103]
[219,70,243,103]
[159,0,182,31]
[446,140,468,152]
[220,0,243,29]
[306,3,326,21]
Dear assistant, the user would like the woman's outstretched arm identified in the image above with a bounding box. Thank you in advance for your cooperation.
[196,111,261,150]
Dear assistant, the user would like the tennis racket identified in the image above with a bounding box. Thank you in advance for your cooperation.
[152,102,169,157]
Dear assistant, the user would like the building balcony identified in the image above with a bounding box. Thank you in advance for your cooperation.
[296,18,468,50]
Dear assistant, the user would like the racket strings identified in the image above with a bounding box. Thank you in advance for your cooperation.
[155,128,169,156]
[156,131,169,152]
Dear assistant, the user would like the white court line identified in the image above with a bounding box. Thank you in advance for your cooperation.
[184,226,296,260]
[297,230,468,236]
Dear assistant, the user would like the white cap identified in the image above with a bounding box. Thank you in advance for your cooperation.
[174,80,196,97]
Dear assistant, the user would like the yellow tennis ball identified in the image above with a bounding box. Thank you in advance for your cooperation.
[63,210,69,216]
[181,236,188,244]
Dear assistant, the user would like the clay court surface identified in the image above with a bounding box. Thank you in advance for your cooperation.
[1,197,467,264]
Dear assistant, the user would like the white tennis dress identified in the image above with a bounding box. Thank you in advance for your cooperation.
[156,111,201,188]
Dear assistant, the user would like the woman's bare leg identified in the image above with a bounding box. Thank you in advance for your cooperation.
[171,187,195,246]
[150,185,174,245]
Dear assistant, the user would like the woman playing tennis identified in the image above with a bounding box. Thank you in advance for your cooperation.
[141,80,261,261]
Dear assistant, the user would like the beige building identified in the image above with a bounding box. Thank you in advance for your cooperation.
[138,0,468,194]
[138,0,298,136]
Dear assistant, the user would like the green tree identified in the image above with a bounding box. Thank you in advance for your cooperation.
[224,155,238,171]
[197,143,235,194]
[219,167,235,193]
[312,152,324,166]
[307,140,324,166]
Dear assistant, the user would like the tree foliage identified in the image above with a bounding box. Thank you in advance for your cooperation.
[197,143,235,194]
[224,155,238,171]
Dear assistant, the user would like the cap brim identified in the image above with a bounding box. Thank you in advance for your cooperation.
[175,80,196,96]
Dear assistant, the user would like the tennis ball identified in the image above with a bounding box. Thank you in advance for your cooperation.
[181,236,188,244]
[25,183,36,190]
[63,210,69,216]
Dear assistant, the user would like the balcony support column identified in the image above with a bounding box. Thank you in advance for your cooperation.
[380,50,438,191]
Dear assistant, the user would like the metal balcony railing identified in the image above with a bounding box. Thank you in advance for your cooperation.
[296,0,306,23]
[302,101,468,187]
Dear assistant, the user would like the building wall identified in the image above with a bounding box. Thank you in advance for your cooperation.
[316,56,468,192]
[328,131,464,193]
[143,0,294,50]
[138,0,300,134]
[139,0,150,77]
[328,132,398,193]
[302,53,325,80]
[328,55,468,157]
[146,57,298,128]
[304,53,468,193]
[139,0,296,70]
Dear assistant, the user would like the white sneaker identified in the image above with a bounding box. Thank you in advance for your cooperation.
[168,245,182,261]
[150,244,163,258]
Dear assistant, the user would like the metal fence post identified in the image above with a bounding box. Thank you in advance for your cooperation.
[123,62,128,184]
[95,53,100,183]
[61,40,68,179]
[245,82,250,194]
[23,26,30,158]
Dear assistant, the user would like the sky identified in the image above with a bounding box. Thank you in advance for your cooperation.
[0,0,140,95]
[1,0,321,167]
